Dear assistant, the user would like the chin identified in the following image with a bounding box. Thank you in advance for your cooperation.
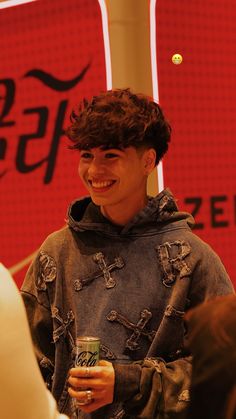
[90,196,106,206]
[91,196,114,207]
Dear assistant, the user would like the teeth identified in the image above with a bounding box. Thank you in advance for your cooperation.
[91,180,113,188]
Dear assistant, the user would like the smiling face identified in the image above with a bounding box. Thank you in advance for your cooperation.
[78,146,156,224]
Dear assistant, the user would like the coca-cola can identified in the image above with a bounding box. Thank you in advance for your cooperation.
[75,336,100,367]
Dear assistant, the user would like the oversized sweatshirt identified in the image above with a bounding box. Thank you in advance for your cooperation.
[21,189,234,419]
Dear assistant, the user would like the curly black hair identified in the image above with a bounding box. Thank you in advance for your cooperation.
[66,88,171,165]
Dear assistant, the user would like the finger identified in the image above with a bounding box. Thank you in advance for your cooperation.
[68,376,97,388]
[70,362,113,378]
[68,387,104,404]
[68,388,95,400]
[98,360,111,366]
[68,376,106,391]
[69,366,99,378]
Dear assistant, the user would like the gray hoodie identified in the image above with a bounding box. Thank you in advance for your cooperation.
[21,189,234,419]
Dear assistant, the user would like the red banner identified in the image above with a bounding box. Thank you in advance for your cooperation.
[156,0,236,284]
[0,0,106,286]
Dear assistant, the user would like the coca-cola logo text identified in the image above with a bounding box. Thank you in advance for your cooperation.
[75,351,99,367]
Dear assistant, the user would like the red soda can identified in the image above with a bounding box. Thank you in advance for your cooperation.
[75,336,100,367]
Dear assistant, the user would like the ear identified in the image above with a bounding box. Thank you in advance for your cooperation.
[143,148,156,174]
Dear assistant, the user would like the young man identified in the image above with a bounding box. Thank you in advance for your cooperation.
[21,89,234,419]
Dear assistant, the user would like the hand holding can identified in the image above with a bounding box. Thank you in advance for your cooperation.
[73,336,100,407]
[68,358,115,412]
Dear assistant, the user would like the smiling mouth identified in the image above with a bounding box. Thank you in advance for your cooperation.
[88,180,116,190]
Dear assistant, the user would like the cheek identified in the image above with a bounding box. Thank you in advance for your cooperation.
[78,168,88,187]
[78,163,84,178]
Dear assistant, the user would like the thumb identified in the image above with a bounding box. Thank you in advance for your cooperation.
[98,360,112,367]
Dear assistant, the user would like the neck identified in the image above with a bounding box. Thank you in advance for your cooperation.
[101,195,148,226]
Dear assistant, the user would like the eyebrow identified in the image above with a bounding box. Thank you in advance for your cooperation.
[100,146,124,151]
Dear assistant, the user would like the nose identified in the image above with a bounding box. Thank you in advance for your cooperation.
[88,157,106,177]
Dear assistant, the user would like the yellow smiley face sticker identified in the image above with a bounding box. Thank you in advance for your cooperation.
[172,53,183,65]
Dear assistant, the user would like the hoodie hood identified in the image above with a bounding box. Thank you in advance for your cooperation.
[67,188,194,236]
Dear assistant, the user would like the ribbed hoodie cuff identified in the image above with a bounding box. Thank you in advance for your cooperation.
[113,363,141,402]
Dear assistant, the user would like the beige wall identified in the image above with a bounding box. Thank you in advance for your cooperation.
[105,0,158,195]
